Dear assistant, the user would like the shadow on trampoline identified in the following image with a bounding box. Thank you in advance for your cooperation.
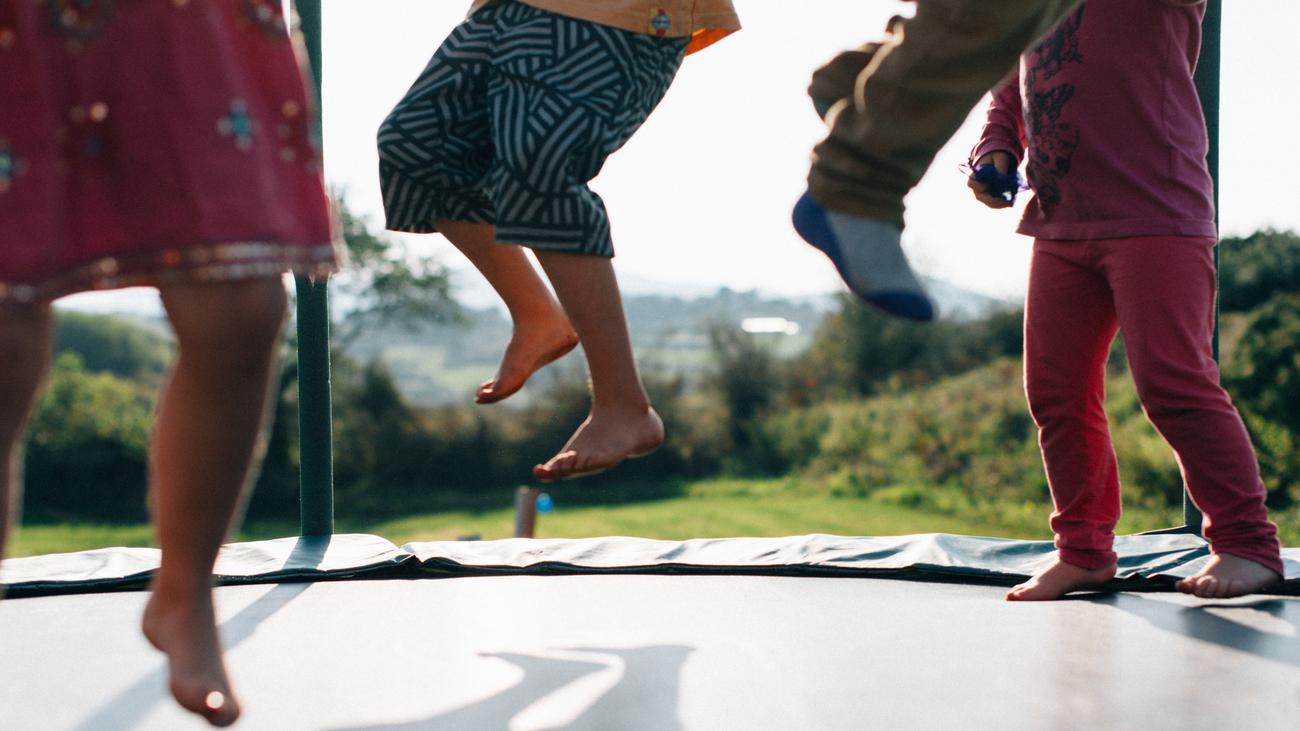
[340,645,692,731]
[1090,593,1300,670]
[70,581,313,731]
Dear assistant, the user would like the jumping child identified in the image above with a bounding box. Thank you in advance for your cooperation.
[793,0,1082,322]
[969,0,1283,600]
[378,0,739,481]
[0,3,336,725]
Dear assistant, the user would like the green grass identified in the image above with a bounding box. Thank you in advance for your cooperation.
[7,477,1204,558]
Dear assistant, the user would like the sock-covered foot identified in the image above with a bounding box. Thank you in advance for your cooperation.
[142,585,241,727]
[533,405,664,482]
[477,315,578,404]
[1176,554,1282,599]
[792,192,935,322]
[1006,560,1117,601]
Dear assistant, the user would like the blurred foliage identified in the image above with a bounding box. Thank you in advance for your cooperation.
[329,192,460,346]
[1219,229,1300,313]
[20,226,1300,536]
[23,353,154,521]
[53,310,171,381]
[1223,293,1300,508]
[798,294,1023,399]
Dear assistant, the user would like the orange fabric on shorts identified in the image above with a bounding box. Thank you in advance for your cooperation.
[467,0,740,54]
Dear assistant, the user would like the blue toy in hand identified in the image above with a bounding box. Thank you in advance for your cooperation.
[967,163,1025,206]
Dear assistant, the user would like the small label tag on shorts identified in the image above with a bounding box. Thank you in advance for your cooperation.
[650,9,671,36]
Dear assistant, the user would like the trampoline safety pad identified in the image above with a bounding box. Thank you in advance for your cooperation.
[4,531,1300,598]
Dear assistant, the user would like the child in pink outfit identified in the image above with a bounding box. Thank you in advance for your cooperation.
[970,0,1283,600]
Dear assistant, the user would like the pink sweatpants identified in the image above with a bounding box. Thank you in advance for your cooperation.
[1024,236,1282,575]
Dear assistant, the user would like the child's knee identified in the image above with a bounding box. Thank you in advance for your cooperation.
[1132,368,1226,422]
[1024,374,1087,425]
[165,280,287,364]
[226,282,288,338]
[0,304,54,430]
[0,304,54,375]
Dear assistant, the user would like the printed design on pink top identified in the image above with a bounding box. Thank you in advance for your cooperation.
[1024,4,1085,215]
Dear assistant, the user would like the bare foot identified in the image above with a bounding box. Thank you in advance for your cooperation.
[533,405,664,481]
[1006,560,1117,601]
[477,316,578,404]
[1176,554,1281,599]
[142,585,241,727]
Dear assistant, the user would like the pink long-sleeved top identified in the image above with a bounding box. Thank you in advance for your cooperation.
[972,0,1216,241]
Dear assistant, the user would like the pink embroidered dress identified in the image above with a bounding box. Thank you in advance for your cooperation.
[0,0,337,303]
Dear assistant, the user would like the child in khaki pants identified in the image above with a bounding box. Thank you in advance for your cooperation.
[794,0,1082,321]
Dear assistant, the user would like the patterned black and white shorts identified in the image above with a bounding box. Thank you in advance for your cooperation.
[378,0,688,257]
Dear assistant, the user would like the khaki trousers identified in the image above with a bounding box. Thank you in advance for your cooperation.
[808,0,1082,226]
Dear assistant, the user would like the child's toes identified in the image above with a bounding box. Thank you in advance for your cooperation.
[534,450,576,482]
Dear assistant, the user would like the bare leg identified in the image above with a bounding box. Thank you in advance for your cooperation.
[1006,559,1116,601]
[531,251,663,481]
[1176,554,1281,599]
[141,278,287,727]
[436,219,577,403]
[0,303,55,566]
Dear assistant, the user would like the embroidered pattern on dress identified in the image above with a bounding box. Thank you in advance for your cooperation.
[63,101,113,173]
[241,0,288,39]
[0,1,18,49]
[46,0,114,41]
[0,242,338,304]
[218,100,256,150]
[0,139,29,192]
[276,100,319,169]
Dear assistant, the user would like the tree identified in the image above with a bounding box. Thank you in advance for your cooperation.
[252,194,462,518]
[328,193,461,346]
[53,311,171,380]
[23,353,154,521]
[706,322,779,456]
[1219,229,1300,313]
[799,295,1023,398]
[1225,293,1300,508]
[1228,293,1300,434]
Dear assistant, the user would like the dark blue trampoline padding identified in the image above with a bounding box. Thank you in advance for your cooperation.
[0,534,414,597]
[4,532,1299,599]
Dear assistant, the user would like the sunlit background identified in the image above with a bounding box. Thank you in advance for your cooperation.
[65,0,1300,312]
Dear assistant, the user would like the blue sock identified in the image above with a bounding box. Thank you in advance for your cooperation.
[792,192,935,322]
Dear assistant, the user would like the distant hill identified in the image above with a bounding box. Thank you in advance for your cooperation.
[342,287,826,407]
[341,278,1006,407]
[51,275,1008,407]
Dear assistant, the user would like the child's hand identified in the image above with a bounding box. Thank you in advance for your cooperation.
[968,151,1017,209]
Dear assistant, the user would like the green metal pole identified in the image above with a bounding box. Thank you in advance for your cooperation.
[1185,0,1221,535]
[295,0,335,538]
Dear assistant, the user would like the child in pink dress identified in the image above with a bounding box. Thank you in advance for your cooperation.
[970,0,1282,600]
[0,2,336,725]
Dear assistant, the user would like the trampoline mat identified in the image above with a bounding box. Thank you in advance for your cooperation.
[5,532,1300,599]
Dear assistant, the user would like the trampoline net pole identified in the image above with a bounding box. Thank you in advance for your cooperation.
[294,0,335,538]
[1184,0,1222,536]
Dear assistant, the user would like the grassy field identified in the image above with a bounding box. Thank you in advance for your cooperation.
[6,478,1199,558]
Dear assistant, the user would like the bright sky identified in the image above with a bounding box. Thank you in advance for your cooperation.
[62,0,1300,314]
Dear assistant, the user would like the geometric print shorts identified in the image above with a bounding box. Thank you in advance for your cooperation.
[377,0,688,257]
